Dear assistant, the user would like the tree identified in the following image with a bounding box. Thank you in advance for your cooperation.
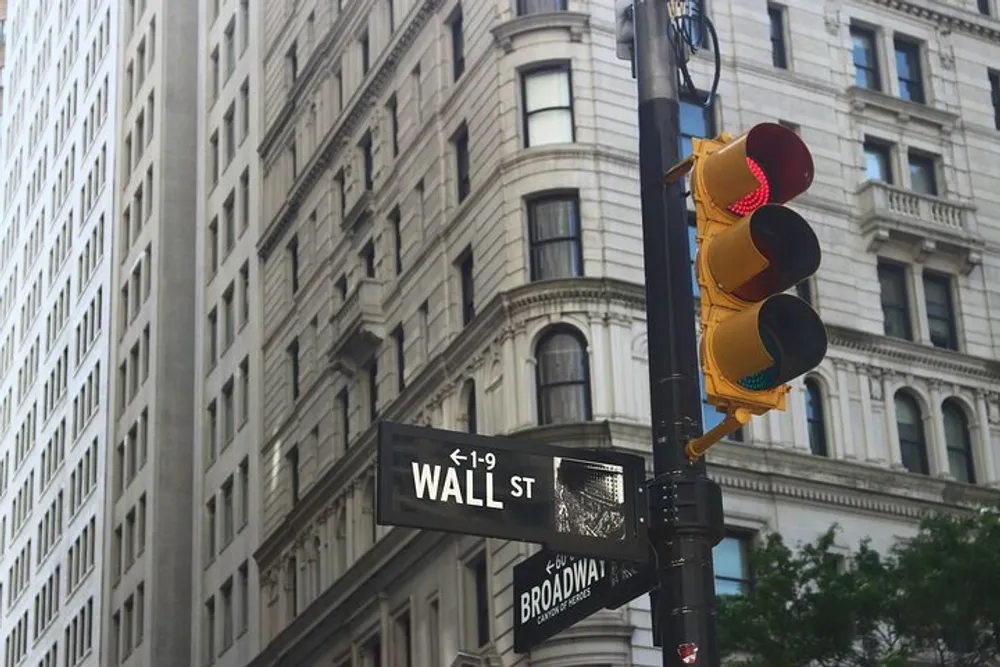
[717,508,1000,667]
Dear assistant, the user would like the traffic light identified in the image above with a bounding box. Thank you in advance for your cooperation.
[680,123,828,458]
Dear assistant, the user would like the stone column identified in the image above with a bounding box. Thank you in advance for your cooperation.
[977,391,1000,486]
[858,366,883,464]
[882,372,906,470]
[834,360,856,460]
[927,381,953,479]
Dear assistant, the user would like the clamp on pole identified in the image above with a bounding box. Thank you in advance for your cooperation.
[685,407,751,460]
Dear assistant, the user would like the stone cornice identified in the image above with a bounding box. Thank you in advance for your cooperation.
[257,0,444,260]
[490,11,591,53]
[827,324,1000,382]
[869,0,1000,42]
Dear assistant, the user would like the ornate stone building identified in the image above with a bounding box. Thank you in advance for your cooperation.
[248,1,1000,666]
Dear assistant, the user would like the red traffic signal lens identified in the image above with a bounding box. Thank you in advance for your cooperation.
[727,157,770,217]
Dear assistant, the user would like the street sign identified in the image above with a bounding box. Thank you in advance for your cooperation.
[513,549,655,653]
[376,421,648,561]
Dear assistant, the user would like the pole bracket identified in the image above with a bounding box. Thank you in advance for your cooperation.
[646,470,725,547]
[684,407,751,461]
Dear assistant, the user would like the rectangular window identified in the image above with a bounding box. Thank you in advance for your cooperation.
[980,0,992,15]
[288,338,301,400]
[224,105,236,164]
[368,360,379,421]
[527,195,582,281]
[240,262,250,328]
[714,534,752,596]
[878,261,912,340]
[907,151,937,195]
[204,597,216,665]
[851,26,881,91]
[454,124,470,202]
[240,168,250,230]
[207,399,218,464]
[679,96,715,159]
[390,207,402,275]
[338,389,350,450]
[286,445,300,504]
[768,5,787,69]
[221,476,234,544]
[393,325,405,391]
[224,20,236,78]
[288,235,300,293]
[894,38,924,104]
[517,0,568,15]
[361,131,374,191]
[287,42,298,83]
[207,308,218,365]
[210,131,219,184]
[239,457,249,527]
[393,611,412,667]
[222,379,235,444]
[205,497,217,560]
[360,29,370,75]
[239,356,250,425]
[459,249,475,326]
[990,70,1000,130]
[450,7,465,81]
[522,66,574,147]
[223,194,235,254]
[290,140,298,179]
[240,0,250,52]
[211,48,219,99]
[863,138,893,184]
[388,95,399,156]
[464,552,490,647]
[240,79,250,141]
[923,271,958,350]
[238,562,250,633]
[221,578,234,649]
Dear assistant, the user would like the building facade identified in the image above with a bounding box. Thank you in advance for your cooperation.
[247,0,1000,666]
[99,0,200,665]
[0,2,118,666]
[191,0,263,665]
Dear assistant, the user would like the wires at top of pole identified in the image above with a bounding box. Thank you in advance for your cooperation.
[665,0,721,109]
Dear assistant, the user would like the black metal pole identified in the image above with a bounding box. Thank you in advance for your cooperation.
[632,2,725,667]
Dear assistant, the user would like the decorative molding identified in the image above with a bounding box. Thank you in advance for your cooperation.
[868,0,1000,43]
[845,86,959,132]
[490,11,591,53]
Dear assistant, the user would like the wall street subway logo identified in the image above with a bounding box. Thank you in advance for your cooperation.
[519,556,606,625]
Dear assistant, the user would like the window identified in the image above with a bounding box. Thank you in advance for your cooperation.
[907,151,937,195]
[923,272,957,350]
[463,379,477,434]
[387,95,399,157]
[427,598,440,666]
[239,356,250,424]
[989,70,1000,130]
[454,124,470,202]
[288,235,300,293]
[210,48,219,99]
[522,66,574,146]
[240,262,250,328]
[290,140,298,179]
[240,0,250,51]
[238,562,250,633]
[517,0,567,15]
[394,611,413,667]
[221,579,234,650]
[943,400,975,484]
[224,106,235,164]
[863,138,893,183]
[224,20,236,78]
[363,242,376,279]
[286,557,298,618]
[768,5,787,69]
[338,389,350,450]
[368,359,379,420]
[535,326,592,425]
[361,131,374,191]
[980,0,992,15]
[392,326,405,391]
[288,338,301,400]
[287,445,300,504]
[204,597,216,665]
[527,194,582,280]
[360,29,370,75]
[464,552,490,647]
[222,380,235,444]
[207,308,219,364]
[714,535,751,596]
[389,207,402,275]
[458,250,474,325]
[804,378,827,456]
[287,42,298,83]
[205,497,217,559]
[207,400,218,464]
[239,458,249,526]
[210,131,219,184]
[364,635,381,667]
[894,38,924,104]
[450,7,465,81]
[851,26,881,91]
[895,391,929,475]
[240,169,250,230]
[679,96,714,159]
[221,477,234,544]
[877,261,911,340]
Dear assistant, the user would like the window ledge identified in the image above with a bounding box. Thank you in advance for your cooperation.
[491,11,590,53]
[845,86,958,132]
[341,190,373,232]
[856,179,984,273]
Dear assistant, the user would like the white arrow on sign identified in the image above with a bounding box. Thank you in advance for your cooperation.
[449,449,467,466]
[546,560,555,575]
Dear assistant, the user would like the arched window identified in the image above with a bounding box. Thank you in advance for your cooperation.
[334,507,347,578]
[943,400,975,484]
[804,379,828,456]
[527,194,582,281]
[895,392,929,475]
[285,556,298,619]
[462,379,477,434]
[535,326,592,425]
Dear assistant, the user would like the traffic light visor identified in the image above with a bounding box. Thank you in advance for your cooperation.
[700,123,815,216]
[706,204,821,303]
[710,294,828,391]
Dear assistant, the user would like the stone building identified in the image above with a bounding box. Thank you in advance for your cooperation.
[248,1,1000,666]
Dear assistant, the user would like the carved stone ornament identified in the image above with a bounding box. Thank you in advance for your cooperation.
[868,368,884,401]
[823,4,840,35]
[936,26,955,71]
[987,393,1000,425]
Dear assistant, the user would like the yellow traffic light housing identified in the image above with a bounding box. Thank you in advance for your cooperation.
[681,123,828,458]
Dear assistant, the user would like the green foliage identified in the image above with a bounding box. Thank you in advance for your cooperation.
[716,507,1000,667]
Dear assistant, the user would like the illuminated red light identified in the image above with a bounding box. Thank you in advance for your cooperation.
[726,157,770,217]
